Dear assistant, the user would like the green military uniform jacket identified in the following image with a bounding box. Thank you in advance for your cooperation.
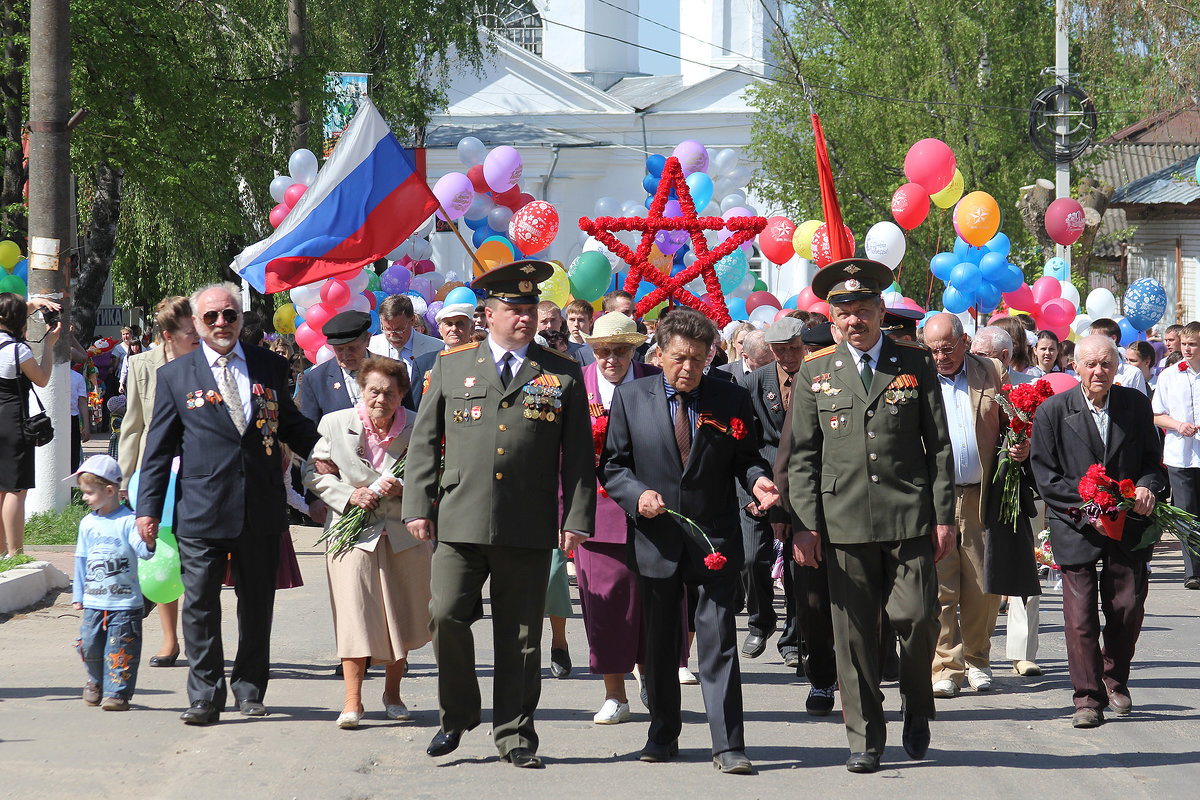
[401,339,596,548]
[788,336,955,544]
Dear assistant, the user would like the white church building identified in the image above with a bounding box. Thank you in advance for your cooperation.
[424,0,802,292]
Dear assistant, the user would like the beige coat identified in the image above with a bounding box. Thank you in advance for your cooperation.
[116,346,168,491]
[303,407,416,553]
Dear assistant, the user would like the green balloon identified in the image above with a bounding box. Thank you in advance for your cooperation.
[138,526,185,604]
[0,274,26,297]
[366,270,382,292]
[752,277,767,293]
[568,251,612,303]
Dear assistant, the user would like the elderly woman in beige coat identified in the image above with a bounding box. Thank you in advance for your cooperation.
[304,357,433,729]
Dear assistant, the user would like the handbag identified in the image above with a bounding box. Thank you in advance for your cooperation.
[2,339,55,447]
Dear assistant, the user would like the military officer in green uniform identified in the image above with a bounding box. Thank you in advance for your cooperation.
[403,260,596,769]
[787,259,955,774]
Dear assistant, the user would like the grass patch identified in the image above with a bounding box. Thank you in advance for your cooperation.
[0,553,35,573]
[24,499,89,546]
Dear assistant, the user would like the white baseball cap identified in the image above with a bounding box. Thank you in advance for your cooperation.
[63,454,122,486]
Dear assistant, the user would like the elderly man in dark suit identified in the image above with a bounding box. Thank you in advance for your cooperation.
[601,308,779,775]
[1030,334,1165,729]
[301,311,381,423]
[135,282,319,725]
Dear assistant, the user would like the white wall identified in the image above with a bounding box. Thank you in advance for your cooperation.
[1124,218,1200,324]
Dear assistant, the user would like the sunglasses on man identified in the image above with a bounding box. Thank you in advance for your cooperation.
[201,309,239,326]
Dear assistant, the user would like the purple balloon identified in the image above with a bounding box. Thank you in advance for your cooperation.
[411,277,434,301]
[424,300,444,330]
[663,199,682,218]
[483,145,523,193]
[655,230,686,255]
[433,172,474,221]
[672,140,709,176]
[380,264,412,294]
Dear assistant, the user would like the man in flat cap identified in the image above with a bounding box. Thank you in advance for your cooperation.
[300,310,382,425]
[786,258,954,773]
[403,260,595,769]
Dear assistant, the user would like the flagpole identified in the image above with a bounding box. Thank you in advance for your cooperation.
[436,201,488,277]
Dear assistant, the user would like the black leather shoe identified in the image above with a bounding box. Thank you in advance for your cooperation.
[902,712,930,759]
[148,650,180,668]
[845,752,880,773]
[427,729,463,757]
[503,747,544,768]
[180,700,220,726]
[550,647,572,679]
[741,634,767,658]
[713,750,753,774]
[639,739,679,762]
[238,700,268,717]
[1184,577,1200,590]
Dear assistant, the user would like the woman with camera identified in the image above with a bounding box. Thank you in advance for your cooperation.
[0,292,62,557]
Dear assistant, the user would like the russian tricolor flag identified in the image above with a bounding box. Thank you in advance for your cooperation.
[233,98,438,294]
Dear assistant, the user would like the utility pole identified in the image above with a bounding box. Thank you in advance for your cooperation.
[1054,0,1071,278]
[26,0,71,513]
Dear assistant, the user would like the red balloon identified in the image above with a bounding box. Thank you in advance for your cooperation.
[891,183,931,230]
[745,291,782,314]
[1004,283,1036,312]
[900,298,925,313]
[1031,275,1062,305]
[268,203,289,228]
[364,291,377,311]
[811,223,855,268]
[509,200,560,254]
[1040,297,1076,328]
[412,259,436,275]
[1044,371,1080,394]
[283,182,307,208]
[467,164,489,194]
[758,216,797,264]
[1045,197,1086,246]
[904,139,956,194]
[796,286,818,310]
[515,192,537,209]
[773,308,793,322]
[305,302,335,333]
[808,301,830,320]
[492,185,521,209]
[320,278,351,308]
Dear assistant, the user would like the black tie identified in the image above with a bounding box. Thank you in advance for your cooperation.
[860,354,873,391]
[500,353,514,389]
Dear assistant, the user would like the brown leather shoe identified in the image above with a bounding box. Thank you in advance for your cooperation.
[1072,707,1105,728]
[1107,688,1133,716]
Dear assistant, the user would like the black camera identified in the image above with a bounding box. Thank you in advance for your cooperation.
[40,308,60,329]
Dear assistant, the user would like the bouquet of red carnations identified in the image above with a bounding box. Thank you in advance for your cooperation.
[1075,463,1200,557]
[993,379,1054,528]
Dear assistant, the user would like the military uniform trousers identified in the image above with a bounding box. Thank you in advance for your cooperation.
[429,541,551,757]
[827,535,939,756]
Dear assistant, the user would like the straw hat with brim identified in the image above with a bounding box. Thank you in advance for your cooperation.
[585,311,648,346]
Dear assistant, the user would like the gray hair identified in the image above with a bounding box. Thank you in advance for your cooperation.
[189,282,242,312]
[974,326,1012,355]
[1076,333,1120,364]
[740,330,771,361]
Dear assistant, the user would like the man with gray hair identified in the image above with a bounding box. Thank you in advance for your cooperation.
[738,331,775,376]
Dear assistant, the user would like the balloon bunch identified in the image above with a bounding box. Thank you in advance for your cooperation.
[891,138,968,232]
[931,234,1025,316]
[0,240,28,297]
[281,268,382,363]
[267,149,320,229]
[436,137,560,277]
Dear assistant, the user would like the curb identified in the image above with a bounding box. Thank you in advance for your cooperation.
[0,561,71,615]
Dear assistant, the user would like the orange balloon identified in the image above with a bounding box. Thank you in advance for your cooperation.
[435,281,464,301]
[647,245,672,274]
[955,191,1000,247]
[475,240,515,276]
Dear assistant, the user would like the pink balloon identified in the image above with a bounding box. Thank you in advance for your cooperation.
[900,298,925,313]
[433,172,475,221]
[268,204,289,228]
[904,139,956,194]
[1030,275,1062,305]
[1045,197,1086,246]
[413,259,436,275]
[320,278,351,308]
[305,302,336,333]
[1040,297,1076,328]
[891,183,930,230]
[294,322,324,351]
[808,301,830,320]
[796,287,818,310]
[1044,371,1080,395]
[773,308,793,322]
[1004,283,1036,312]
[483,145,524,193]
[745,291,782,314]
[283,183,307,208]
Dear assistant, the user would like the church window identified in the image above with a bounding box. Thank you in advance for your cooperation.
[500,1,543,56]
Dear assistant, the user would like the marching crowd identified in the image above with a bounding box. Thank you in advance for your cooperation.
[1,249,1196,775]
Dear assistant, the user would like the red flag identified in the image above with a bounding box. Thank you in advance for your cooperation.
[811,113,850,263]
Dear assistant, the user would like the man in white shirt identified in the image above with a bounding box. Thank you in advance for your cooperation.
[1151,320,1200,589]
[368,294,442,384]
[1088,318,1147,395]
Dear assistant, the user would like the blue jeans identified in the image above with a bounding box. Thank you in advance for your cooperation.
[79,608,143,700]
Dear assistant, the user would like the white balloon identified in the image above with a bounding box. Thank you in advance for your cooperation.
[1059,280,1081,308]
[955,310,977,337]
[1070,313,1093,337]
[269,175,295,204]
[582,237,622,272]
[742,205,758,217]
[864,221,907,270]
[314,344,335,364]
[488,206,513,232]
[1085,287,1118,320]
[288,149,319,187]
[685,276,706,295]
[289,282,323,309]
[425,272,446,290]
[712,148,739,177]
[350,294,371,313]
[347,271,370,295]
[444,270,460,283]
[683,250,697,267]
[594,196,621,217]
[735,272,756,294]
[388,240,415,261]
[413,237,434,262]
[465,192,494,221]
[415,213,437,238]
[720,192,747,212]
[409,296,428,316]
[748,305,777,324]
[456,136,487,166]
[726,166,752,188]
[882,290,904,307]
[702,201,722,216]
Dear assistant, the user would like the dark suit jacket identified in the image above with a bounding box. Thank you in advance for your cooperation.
[300,357,355,425]
[567,340,595,366]
[1029,384,1166,566]
[742,364,790,523]
[600,374,771,579]
[138,344,320,540]
[408,349,440,412]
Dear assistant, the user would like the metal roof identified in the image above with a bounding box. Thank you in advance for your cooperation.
[605,75,685,110]
[424,122,598,148]
[1110,152,1200,205]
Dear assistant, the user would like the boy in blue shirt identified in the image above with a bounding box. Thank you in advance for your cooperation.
[69,455,154,711]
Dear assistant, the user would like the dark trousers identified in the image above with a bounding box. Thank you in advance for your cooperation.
[177,532,280,709]
[827,537,939,756]
[429,542,550,757]
[1167,467,1200,580]
[742,513,797,651]
[789,556,837,688]
[70,414,81,471]
[1060,546,1148,710]
[641,565,744,755]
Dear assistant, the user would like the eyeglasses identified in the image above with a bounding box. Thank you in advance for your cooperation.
[594,346,634,359]
[201,309,239,326]
[929,345,960,357]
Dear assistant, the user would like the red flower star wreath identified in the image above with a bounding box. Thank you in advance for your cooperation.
[578,156,767,328]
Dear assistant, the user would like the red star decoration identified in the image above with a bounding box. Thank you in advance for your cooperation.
[579,156,766,327]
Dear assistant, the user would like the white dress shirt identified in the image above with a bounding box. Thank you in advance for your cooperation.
[487,336,530,380]
[201,340,251,428]
[938,363,984,485]
[597,363,636,409]
[1152,361,1200,468]
[370,330,415,382]
[1082,385,1111,450]
[1115,361,1148,395]
[845,334,885,379]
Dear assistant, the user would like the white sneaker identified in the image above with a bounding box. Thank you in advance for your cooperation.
[678,667,699,685]
[932,679,959,698]
[593,698,631,725]
[632,665,650,709]
[966,666,993,691]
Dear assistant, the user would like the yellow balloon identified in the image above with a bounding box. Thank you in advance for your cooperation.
[792,220,821,260]
[591,297,604,314]
[0,240,20,271]
[931,169,964,210]
[643,300,667,320]
[955,190,1000,247]
[541,264,571,307]
[273,303,297,334]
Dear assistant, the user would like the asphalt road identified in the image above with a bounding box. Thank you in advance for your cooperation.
[2,527,1198,799]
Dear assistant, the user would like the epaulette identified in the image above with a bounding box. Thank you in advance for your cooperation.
[893,340,927,349]
[438,341,480,357]
[804,344,837,362]
[540,347,576,362]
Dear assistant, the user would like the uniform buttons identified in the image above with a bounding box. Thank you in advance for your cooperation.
[867,410,874,418]
[869,453,878,461]
[495,472,503,480]
[870,474,880,483]
[501,401,509,409]
[498,424,507,431]
[497,448,505,455]
[867,431,876,439]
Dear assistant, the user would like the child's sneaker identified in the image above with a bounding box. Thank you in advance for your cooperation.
[83,682,101,706]
[100,696,129,711]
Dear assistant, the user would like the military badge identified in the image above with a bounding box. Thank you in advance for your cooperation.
[883,374,918,405]
[845,278,860,290]
[464,377,476,388]
[470,405,482,420]
[186,390,205,410]
[829,416,839,429]
[333,381,341,390]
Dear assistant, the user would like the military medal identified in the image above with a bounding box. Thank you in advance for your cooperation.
[829,416,839,429]
[333,381,341,390]
[453,409,466,423]
[470,406,482,420]
[464,377,476,387]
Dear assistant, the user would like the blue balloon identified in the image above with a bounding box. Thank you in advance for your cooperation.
[471,225,488,247]
[369,309,381,335]
[634,282,654,302]
[949,262,982,294]
[686,172,714,210]
[444,286,478,307]
[13,258,27,282]
[463,215,488,231]
[128,467,179,528]
[1123,277,1168,332]
[293,313,305,329]
[995,262,1025,293]
[714,249,749,294]
[984,232,1011,257]
[942,286,971,314]
[1118,316,1139,347]
[644,196,653,210]
[930,252,958,281]
[643,174,658,195]
[646,154,666,177]
[726,297,748,320]
[1043,256,1069,282]
[979,252,1009,283]
[953,237,984,264]
[976,281,1002,312]
[783,294,799,309]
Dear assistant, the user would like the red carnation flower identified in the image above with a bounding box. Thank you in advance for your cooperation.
[1181,361,1189,372]
[729,418,747,440]
[1119,479,1136,498]
[1001,383,1012,393]
[704,551,728,571]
